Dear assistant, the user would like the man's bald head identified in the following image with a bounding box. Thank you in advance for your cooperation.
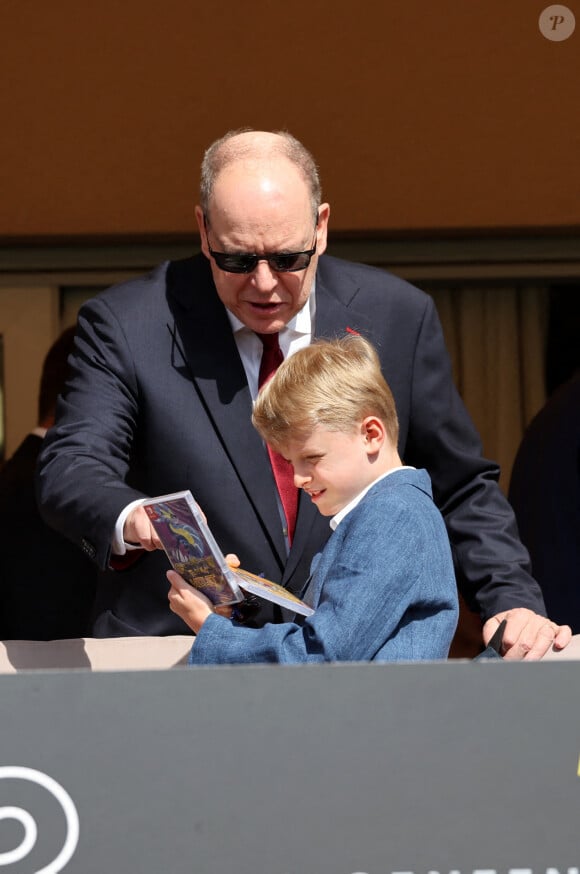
[200,129,321,219]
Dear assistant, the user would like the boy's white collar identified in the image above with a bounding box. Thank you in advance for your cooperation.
[330,466,416,530]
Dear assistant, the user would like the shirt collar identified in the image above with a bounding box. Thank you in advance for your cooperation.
[329,466,416,531]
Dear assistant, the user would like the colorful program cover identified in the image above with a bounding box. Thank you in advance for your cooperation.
[143,491,244,607]
[143,490,315,617]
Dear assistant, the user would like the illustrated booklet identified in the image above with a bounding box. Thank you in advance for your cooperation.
[142,490,314,616]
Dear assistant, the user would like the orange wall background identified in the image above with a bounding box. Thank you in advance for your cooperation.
[1,0,579,237]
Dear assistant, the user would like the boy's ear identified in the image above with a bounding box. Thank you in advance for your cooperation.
[361,416,386,450]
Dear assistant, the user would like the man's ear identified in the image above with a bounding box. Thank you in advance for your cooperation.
[195,206,210,258]
[315,202,330,257]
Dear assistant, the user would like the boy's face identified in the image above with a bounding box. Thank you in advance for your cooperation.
[282,423,379,517]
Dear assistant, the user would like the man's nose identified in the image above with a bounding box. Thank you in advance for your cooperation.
[251,259,278,292]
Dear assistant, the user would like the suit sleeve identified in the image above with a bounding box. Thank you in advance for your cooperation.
[36,295,147,569]
[403,296,546,620]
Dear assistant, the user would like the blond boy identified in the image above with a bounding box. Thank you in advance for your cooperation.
[168,335,459,663]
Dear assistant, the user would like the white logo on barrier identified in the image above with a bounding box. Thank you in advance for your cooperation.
[0,766,79,873]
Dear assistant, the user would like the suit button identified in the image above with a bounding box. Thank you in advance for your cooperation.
[81,538,96,560]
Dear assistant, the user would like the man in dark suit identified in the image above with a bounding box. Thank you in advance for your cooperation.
[0,328,97,640]
[36,129,570,656]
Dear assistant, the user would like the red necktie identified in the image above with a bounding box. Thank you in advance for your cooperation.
[257,332,298,544]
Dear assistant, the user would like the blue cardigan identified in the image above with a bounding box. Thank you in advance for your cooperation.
[189,468,459,665]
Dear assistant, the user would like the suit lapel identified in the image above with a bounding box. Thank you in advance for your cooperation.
[165,257,287,560]
[314,256,377,340]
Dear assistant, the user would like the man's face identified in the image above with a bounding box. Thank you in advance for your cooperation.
[196,158,329,335]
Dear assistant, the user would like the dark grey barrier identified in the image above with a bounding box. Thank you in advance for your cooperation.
[1,662,579,874]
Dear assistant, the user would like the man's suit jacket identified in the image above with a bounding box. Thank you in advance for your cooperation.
[189,469,459,664]
[37,254,544,637]
[0,434,97,640]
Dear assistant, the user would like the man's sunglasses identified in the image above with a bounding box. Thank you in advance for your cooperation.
[204,217,317,274]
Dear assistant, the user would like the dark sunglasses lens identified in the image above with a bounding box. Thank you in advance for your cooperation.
[270,253,312,272]
[212,250,313,274]
[213,253,257,273]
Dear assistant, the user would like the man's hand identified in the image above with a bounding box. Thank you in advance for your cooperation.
[123,505,163,550]
[482,608,572,660]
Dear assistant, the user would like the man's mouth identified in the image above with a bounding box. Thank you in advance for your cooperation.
[247,300,283,310]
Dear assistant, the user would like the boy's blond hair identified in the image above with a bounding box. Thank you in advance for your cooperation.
[252,335,399,450]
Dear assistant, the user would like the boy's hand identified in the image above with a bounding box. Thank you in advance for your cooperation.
[167,552,241,631]
[167,570,221,633]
